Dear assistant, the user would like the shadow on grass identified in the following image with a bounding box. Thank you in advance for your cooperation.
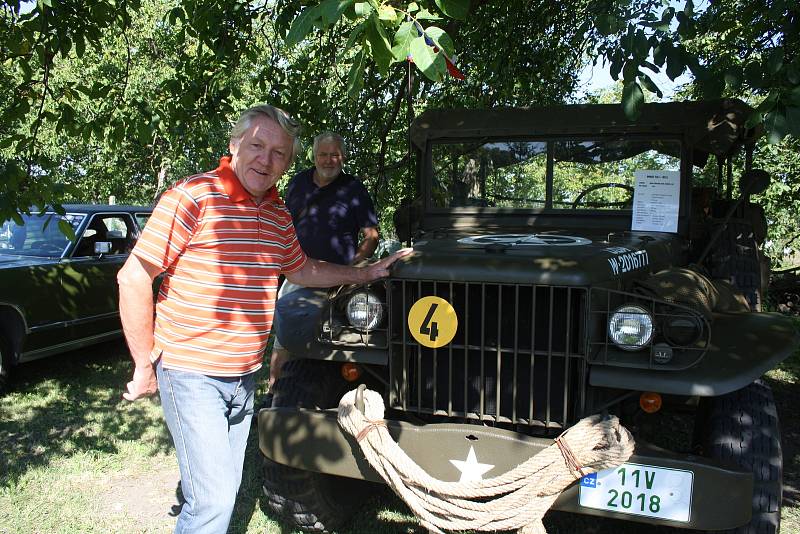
[0,338,173,485]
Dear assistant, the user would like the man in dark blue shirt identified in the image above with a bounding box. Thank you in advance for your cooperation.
[268,132,379,391]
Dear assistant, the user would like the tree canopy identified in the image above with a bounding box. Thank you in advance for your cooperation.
[1,0,798,261]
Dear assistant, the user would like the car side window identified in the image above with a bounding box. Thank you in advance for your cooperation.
[135,213,151,229]
[72,214,137,257]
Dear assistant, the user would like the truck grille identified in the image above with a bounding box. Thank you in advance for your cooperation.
[388,280,587,432]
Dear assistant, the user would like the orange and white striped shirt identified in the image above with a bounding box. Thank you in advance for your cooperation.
[132,157,307,376]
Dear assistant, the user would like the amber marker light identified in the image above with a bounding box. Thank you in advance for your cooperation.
[341,363,361,382]
[639,392,663,413]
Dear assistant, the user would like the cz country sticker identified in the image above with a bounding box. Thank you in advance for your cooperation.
[408,296,458,348]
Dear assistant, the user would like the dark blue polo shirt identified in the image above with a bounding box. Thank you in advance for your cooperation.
[284,168,378,265]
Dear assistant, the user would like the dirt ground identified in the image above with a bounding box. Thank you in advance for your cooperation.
[97,456,183,532]
[99,376,800,534]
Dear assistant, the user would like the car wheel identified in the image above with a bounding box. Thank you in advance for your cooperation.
[261,359,374,533]
[0,332,12,396]
[696,379,782,533]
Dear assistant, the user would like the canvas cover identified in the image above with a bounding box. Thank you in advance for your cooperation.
[411,99,758,160]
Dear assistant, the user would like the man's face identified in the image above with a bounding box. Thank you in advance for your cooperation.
[229,115,294,201]
[314,140,344,182]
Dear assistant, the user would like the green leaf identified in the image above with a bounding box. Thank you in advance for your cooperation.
[786,105,800,139]
[319,0,353,27]
[622,81,644,120]
[345,22,366,51]
[786,85,800,106]
[415,8,441,20]
[366,14,393,74]
[633,29,649,59]
[60,35,72,58]
[764,108,789,144]
[622,61,638,82]
[168,6,182,25]
[609,55,623,81]
[423,26,454,56]
[354,2,373,16]
[391,21,416,62]
[744,61,766,89]
[75,35,86,58]
[595,14,617,36]
[18,59,33,81]
[766,47,784,75]
[410,35,444,81]
[286,5,319,47]
[665,47,684,80]
[786,106,800,137]
[347,50,365,97]
[58,218,76,241]
[638,73,662,97]
[434,0,469,20]
[724,68,742,91]
[378,5,396,21]
[407,2,419,13]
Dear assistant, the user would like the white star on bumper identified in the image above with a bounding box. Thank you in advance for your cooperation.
[449,446,494,482]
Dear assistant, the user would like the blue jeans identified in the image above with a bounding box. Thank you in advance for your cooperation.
[156,360,255,534]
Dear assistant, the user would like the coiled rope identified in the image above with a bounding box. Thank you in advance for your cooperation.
[337,387,635,534]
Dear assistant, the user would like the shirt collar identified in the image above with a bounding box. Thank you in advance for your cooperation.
[216,156,280,204]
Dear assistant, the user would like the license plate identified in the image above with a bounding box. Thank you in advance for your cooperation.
[578,462,693,522]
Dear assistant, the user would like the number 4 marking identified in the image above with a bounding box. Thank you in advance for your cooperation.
[420,303,439,341]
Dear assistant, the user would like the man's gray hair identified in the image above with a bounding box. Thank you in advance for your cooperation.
[312,131,348,159]
[230,104,303,162]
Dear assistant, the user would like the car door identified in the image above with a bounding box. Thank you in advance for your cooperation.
[60,212,139,341]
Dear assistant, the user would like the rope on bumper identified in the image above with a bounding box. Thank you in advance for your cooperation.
[337,387,635,534]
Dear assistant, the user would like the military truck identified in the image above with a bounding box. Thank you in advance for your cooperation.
[258,99,799,533]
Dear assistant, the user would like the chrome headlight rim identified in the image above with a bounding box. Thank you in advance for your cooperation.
[608,304,654,351]
[345,289,385,330]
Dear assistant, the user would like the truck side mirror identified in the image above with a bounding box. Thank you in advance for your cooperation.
[393,197,421,244]
[740,169,770,197]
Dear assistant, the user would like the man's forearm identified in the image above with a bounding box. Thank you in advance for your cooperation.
[117,256,158,367]
[353,238,379,263]
[287,258,370,287]
[352,227,379,263]
[286,248,411,288]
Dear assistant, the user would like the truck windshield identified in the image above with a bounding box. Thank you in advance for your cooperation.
[430,138,682,210]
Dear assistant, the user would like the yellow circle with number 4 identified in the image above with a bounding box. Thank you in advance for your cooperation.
[408,296,458,348]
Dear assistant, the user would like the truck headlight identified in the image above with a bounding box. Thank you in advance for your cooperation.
[346,290,384,330]
[608,305,654,350]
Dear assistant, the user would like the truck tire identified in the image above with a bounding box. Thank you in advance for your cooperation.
[697,379,782,534]
[261,359,371,533]
[709,218,765,311]
[0,332,12,396]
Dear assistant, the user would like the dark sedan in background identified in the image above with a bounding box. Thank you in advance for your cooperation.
[0,204,152,394]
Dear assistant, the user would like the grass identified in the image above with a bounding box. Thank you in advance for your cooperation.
[1,323,798,534]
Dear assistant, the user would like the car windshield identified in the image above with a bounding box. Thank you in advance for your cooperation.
[0,212,85,257]
[430,138,682,210]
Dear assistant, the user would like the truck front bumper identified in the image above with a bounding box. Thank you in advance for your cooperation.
[258,407,752,530]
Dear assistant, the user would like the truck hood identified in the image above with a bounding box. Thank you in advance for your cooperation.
[392,229,684,286]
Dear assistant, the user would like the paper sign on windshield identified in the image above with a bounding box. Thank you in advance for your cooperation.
[632,170,680,233]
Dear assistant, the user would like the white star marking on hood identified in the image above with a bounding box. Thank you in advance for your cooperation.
[449,446,494,483]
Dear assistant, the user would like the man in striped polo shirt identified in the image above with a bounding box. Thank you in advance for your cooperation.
[117,104,409,533]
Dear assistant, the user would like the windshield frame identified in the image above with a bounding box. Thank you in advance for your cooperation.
[421,133,692,234]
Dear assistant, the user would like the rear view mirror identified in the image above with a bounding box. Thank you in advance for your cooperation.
[94,241,112,254]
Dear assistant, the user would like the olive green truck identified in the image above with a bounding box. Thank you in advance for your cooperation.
[258,99,799,533]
